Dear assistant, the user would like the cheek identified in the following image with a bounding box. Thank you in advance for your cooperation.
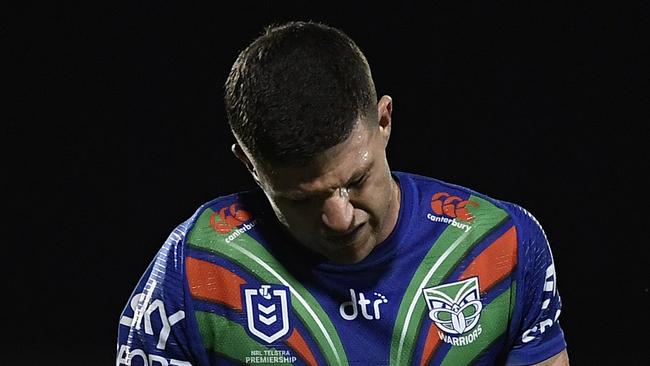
[274,203,317,229]
[357,176,392,218]
[267,199,293,227]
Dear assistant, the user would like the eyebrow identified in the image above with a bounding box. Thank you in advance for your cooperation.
[279,162,372,200]
[347,165,369,185]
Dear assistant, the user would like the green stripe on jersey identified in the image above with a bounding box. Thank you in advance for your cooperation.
[509,281,517,319]
[194,311,293,364]
[188,208,349,366]
[390,195,509,365]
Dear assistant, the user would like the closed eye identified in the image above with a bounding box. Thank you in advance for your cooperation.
[287,196,310,205]
[290,197,306,203]
[351,172,368,187]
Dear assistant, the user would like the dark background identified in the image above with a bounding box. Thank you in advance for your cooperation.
[7,1,647,365]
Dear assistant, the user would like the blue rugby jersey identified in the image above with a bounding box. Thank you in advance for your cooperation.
[117,172,566,365]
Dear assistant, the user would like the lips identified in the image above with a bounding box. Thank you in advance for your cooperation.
[325,223,366,246]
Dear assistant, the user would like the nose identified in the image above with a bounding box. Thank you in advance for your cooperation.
[321,188,354,233]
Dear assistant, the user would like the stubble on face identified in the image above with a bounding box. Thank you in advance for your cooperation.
[254,121,401,264]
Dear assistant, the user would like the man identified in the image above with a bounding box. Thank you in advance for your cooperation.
[117,21,569,365]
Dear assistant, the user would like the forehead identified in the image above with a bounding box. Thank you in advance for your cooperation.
[262,122,375,195]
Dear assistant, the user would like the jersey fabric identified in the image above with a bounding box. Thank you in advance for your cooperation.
[117,172,566,366]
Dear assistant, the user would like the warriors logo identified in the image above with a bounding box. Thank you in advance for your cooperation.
[243,284,291,344]
[422,277,483,345]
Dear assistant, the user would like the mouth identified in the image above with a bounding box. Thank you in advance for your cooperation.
[325,223,366,247]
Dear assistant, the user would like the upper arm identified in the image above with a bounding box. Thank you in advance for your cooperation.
[504,205,568,365]
[116,223,201,366]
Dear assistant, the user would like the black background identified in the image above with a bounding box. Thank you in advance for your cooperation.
[7,1,648,365]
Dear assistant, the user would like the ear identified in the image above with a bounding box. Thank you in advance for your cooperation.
[377,95,393,142]
[231,143,261,183]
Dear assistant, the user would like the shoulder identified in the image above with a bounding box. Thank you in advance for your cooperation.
[184,188,266,247]
[397,171,550,259]
[396,171,505,204]
[117,190,266,360]
[397,171,535,224]
[128,189,265,294]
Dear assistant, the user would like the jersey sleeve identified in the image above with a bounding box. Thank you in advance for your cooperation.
[505,204,567,365]
[117,220,204,366]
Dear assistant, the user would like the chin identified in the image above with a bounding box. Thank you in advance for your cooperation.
[323,240,374,264]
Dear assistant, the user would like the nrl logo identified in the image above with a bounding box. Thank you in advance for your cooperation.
[243,284,291,344]
[422,277,483,346]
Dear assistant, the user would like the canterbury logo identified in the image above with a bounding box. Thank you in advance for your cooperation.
[210,203,252,234]
[430,192,479,222]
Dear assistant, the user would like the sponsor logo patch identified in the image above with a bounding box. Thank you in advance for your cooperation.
[210,203,253,234]
[209,203,257,242]
[339,289,388,320]
[427,192,479,232]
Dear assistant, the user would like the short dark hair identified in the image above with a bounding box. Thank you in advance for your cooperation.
[225,21,377,166]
